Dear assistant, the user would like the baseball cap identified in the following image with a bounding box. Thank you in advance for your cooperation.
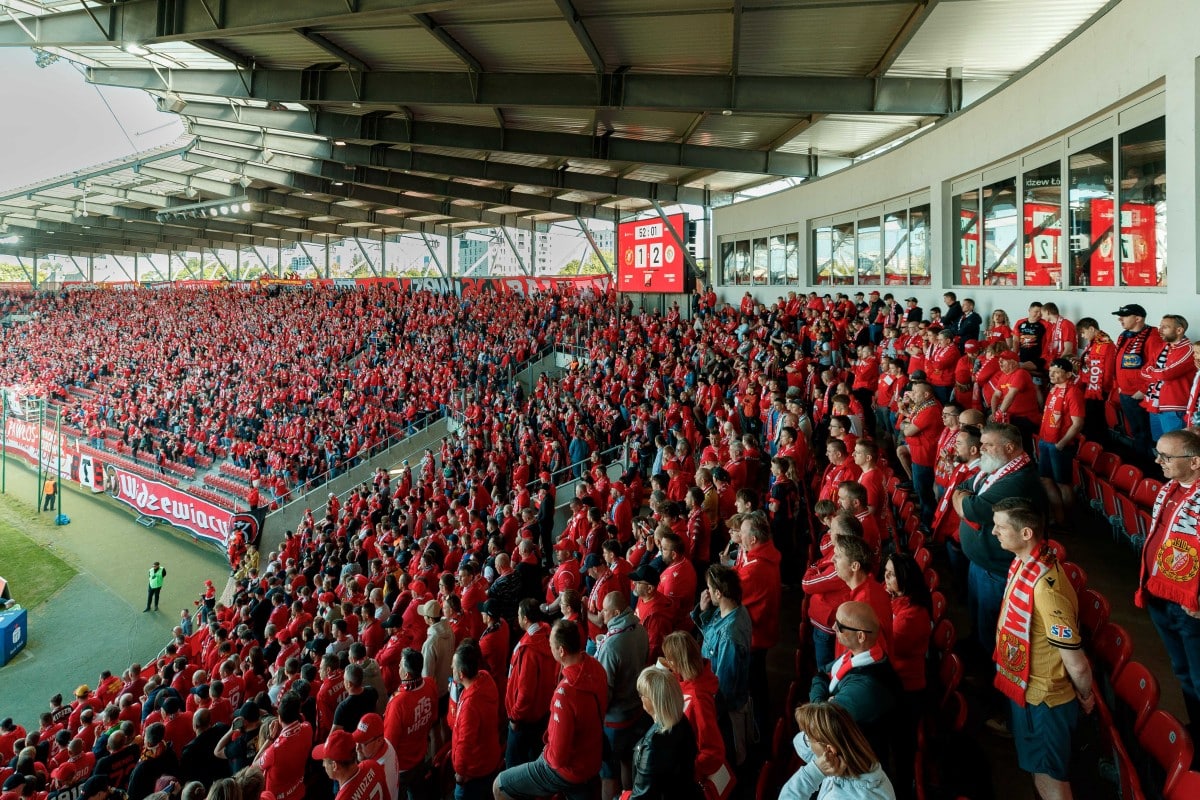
[479,599,501,618]
[235,702,261,722]
[963,340,980,353]
[80,776,110,799]
[75,685,91,698]
[905,296,918,303]
[610,481,626,495]
[998,350,1020,361]
[382,614,403,629]
[319,592,337,605]
[352,713,384,743]
[1113,303,1147,318]
[869,290,880,296]
[582,553,604,571]
[419,600,442,619]
[629,566,660,586]
[312,730,356,762]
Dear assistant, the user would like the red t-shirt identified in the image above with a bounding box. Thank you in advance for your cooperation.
[995,367,1040,422]
[1039,383,1086,445]
[905,403,944,468]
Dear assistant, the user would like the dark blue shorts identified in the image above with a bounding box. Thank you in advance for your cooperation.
[1010,697,1079,781]
[1037,440,1074,485]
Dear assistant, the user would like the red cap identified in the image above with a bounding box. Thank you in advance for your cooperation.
[319,592,337,605]
[554,538,576,553]
[998,350,1019,361]
[352,713,384,743]
[664,460,680,471]
[610,481,626,495]
[312,730,355,762]
[963,340,980,352]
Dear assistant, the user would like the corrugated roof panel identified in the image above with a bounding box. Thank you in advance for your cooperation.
[888,0,1111,79]
[206,33,336,70]
[407,104,501,126]
[325,27,462,71]
[688,113,793,149]
[444,20,597,72]
[483,151,561,168]
[585,12,731,75]
[595,110,696,142]
[621,165,692,184]
[739,3,913,77]
[776,116,924,158]
[432,0,569,24]
[500,108,595,134]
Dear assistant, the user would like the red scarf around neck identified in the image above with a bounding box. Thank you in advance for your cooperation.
[994,544,1054,706]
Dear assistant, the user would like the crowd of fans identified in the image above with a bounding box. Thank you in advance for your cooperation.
[1,283,1198,800]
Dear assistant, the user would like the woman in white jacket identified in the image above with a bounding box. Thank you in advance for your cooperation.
[780,702,896,800]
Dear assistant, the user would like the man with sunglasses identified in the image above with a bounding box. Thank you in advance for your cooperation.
[808,601,901,764]
[1136,428,1200,736]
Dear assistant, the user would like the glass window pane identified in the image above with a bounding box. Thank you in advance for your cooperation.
[813,226,833,285]
[784,232,799,282]
[1119,117,1166,287]
[983,177,1018,286]
[882,210,908,285]
[953,190,980,285]
[752,237,768,285]
[734,240,751,284]
[1021,160,1063,287]
[857,217,881,285]
[909,204,931,285]
[769,233,787,284]
[832,222,856,285]
[720,241,735,284]
[1069,139,1115,286]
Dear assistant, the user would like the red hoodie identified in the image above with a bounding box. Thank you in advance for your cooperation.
[451,671,502,779]
[543,654,609,784]
[681,664,729,780]
[737,540,782,649]
[506,623,557,724]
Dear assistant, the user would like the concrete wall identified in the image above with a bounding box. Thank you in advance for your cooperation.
[712,0,1196,326]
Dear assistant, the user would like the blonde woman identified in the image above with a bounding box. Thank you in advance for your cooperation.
[780,702,896,800]
[628,668,704,800]
[660,632,734,798]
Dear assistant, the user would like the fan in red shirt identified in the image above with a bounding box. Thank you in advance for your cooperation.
[257,692,313,800]
[1038,358,1087,527]
[897,381,943,528]
[990,350,1041,449]
[313,730,387,800]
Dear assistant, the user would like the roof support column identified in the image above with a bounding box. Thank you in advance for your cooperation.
[207,248,234,281]
[650,199,700,285]
[325,238,331,279]
[353,236,379,277]
[575,216,611,274]
[419,232,445,278]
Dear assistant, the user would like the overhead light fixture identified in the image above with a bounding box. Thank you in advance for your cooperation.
[164,93,188,113]
[721,109,732,116]
[209,208,220,217]
[125,43,150,56]
[241,202,252,212]
[333,140,346,146]
[262,148,275,163]
[184,187,199,199]
[332,181,344,187]
[238,176,252,188]
[219,205,231,215]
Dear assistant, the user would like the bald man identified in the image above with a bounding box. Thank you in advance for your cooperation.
[809,601,902,761]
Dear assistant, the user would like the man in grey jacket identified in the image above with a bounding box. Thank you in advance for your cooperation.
[595,591,649,800]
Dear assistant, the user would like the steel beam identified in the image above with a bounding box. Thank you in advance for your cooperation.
[92,67,957,115]
[554,0,604,72]
[410,13,481,73]
[575,216,611,274]
[0,144,193,203]
[419,232,445,277]
[186,122,711,208]
[171,99,812,177]
[295,27,371,71]
[499,226,529,276]
[868,0,941,79]
[0,0,459,47]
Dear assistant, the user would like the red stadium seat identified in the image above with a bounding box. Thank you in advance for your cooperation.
[931,618,956,653]
[1138,710,1194,798]
[937,652,964,704]
[906,529,925,554]
[1091,623,1133,679]
[1115,491,1145,547]
[1074,439,1103,491]
[913,547,932,572]
[1045,538,1067,561]
[1094,694,1148,800]
[1089,451,1122,517]
[1113,660,1160,736]
[1078,588,1111,637]
[923,567,940,592]
[1060,561,1087,592]
[930,590,947,622]
[1133,477,1164,510]
[1167,770,1200,800]
[1112,463,1143,496]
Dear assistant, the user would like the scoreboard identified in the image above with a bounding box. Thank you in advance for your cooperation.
[617,213,688,293]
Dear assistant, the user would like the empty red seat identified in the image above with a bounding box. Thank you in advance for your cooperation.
[1138,710,1194,798]
[1113,660,1160,735]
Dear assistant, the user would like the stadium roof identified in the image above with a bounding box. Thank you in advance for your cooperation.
[0,0,1116,261]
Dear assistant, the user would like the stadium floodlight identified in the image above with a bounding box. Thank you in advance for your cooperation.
[220,205,231,215]
[241,202,252,212]
[209,208,220,217]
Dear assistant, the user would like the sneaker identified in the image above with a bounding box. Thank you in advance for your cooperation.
[985,715,1012,738]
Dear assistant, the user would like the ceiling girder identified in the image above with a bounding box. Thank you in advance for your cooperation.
[90,67,958,116]
[169,99,813,178]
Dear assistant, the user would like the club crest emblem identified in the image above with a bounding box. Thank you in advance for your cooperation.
[1158,537,1200,582]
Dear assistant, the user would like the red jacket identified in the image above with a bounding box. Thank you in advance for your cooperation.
[506,623,557,724]
[681,665,729,780]
[1114,326,1163,396]
[451,671,502,779]
[659,557,697,630]
[543,655,609,784]
[890,596,932,692]
[479,620,510,702]
[459,576,488,641]
[1079,334,1117,401]
[737,540,782,649]
[1143,338,1197,413]
[610,496,633,544]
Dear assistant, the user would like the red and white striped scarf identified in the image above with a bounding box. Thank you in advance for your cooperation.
[993,544,1054,706]
[829,643,886,692]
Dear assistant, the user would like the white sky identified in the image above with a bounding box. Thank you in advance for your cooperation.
[0,48,184,191]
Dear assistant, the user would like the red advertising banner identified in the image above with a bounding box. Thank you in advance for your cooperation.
[105,467,238,548]
[617,214,688,293]
[2,415,74,476]
[1022,202,1062,287]
[1089,200,1158,287]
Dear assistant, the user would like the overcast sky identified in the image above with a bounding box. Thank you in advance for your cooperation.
[0,48,184,191]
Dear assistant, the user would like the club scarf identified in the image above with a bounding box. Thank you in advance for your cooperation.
[1138,479,1200,611]
[993,544,1054,706]
[828,643,886,692]
[960,454,1032,531]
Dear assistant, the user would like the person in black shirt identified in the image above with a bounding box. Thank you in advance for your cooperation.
[955,298,982,343]
[903,297,923,323]
[941,292,963,333]
[331,664,378,733]
[214,703,261,774]
[1015,302,1048,375]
